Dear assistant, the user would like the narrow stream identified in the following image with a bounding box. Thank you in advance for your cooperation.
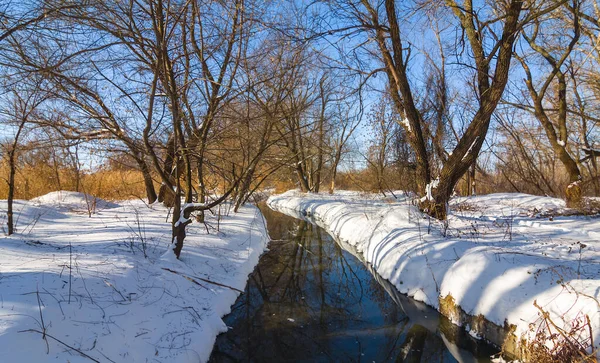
[210,205,500,362]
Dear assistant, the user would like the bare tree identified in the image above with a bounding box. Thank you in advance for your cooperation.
[328,99,362,194]
[513,0,583,206]
[323,0,525,218]
[0,84,47,235]
[0,1,77,43]
[56,0,273,257]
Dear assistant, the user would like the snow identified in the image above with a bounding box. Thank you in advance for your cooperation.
[558,139,566,147]
[181,202,210,211]
[0,191,269,362]
[462,136,479,161]
[420,178,439,202]
[174,213,191,228]
[268,190,600,356]
[400,116,411,133]
[31,191,119,213]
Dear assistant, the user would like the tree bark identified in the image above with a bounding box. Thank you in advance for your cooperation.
[135,157,157,204]
[6,119,26,236]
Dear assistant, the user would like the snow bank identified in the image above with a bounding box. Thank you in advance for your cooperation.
[0,198,269,362]
[31,191,120,212]
[268,190,600,357]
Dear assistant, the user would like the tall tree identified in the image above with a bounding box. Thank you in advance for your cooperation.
[324,0,526,218]
[0,85,47,235]
[513,0,583,206]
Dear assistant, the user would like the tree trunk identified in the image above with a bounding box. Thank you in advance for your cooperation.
[137,158,157,204]
[234,164,256,213]
[7,148,16,235]
[158,134,176,205]
[517,4,581,207]
[195,156,206,223]
[421,0,523,219]
[314,89,326,193]
[296,164,310,192]
[329,154,340,194]
[171,176,186,259]
[6,119,26,236]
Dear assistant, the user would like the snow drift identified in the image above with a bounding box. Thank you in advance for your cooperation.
[0,196,269,362]
[31,190,119,212]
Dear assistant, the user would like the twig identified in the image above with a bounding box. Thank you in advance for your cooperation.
[42,288,64,317]
[18,329,100,362]
[36,287,49,354]
[103,280,126,302]
[162,268,207,289]
[161,268,244,293]
[68,242,72,304]
[586,315,594,354]
[533,300,591,354]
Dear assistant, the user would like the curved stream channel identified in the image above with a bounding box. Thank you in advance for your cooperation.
[210,204,500,362]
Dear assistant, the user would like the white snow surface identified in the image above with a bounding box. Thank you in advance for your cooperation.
[31,191,119,212]
[0,191,269,362]
[268,190,600,355]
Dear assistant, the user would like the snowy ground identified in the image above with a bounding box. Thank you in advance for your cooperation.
[0,191,269,362]
[268,190,600,357]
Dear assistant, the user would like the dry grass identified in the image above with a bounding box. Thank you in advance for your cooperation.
[0,163,152,201]
[523,301,597,363]
[452,201,482,213]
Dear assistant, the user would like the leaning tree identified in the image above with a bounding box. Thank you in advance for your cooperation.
[322,0,532,218]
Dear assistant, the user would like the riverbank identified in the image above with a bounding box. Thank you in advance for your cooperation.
[0,191,269,362]
[211,204,500,361]
[268,190,600,359]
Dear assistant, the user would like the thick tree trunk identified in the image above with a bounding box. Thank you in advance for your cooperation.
[419,0,524,219]
[136,157,157,204]
[426,113,491,219]
[158,135,176,205]
[171,185,191,260]
[296,164,310,192]
[171,179,186,259]
[234,164,256,213]
[381,0,432,195]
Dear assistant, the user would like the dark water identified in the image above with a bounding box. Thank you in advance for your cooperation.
[209,205,500,362]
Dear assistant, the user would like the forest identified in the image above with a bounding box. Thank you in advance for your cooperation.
[0,1,599,362]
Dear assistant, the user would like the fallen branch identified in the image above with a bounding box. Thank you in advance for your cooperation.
[18,329,101,362]
[161,268,244,294]
[35,287,49,354]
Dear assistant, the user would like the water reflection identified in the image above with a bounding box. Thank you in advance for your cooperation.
[210,206,499,362]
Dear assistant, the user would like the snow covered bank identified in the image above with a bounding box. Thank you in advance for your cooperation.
[268,190,600,358]
[31,191,120,212]
[0,192,269,362]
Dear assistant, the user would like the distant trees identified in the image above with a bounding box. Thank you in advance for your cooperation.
[3,0,600,239]
[327,96,362,194]
[364,98,400,195]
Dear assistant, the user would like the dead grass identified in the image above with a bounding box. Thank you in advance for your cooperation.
[0,164,152,201]
[452,201,482,213]
[523,301,597,363]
